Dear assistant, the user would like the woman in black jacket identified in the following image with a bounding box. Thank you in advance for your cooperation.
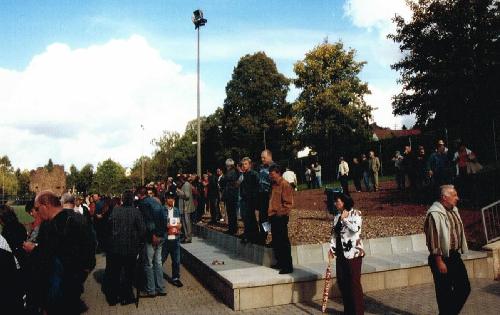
[0,204,27,268]
[0,233,24,313]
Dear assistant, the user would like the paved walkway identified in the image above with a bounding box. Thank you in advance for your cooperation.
[83,254,500,315]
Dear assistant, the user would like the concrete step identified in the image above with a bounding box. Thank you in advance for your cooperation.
[181,226,495,310]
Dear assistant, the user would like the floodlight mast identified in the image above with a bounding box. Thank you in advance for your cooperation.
[192,9,207,177]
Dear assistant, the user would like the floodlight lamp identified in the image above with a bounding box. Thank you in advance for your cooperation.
[192,9,207,29]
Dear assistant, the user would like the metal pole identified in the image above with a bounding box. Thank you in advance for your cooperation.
[263,129,267,150]
[196,26,202,177]
[493,119,498,161]
[2,167,4,205]
[141,124,145,186]
[1,164,5,204]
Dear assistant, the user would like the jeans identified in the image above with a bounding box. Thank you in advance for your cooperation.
[162,238,181,280]
[144,239,165,294]
[316,176,322,188]
[362,172,371,191]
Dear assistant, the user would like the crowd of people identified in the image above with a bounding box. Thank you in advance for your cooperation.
[0,142,477,315]
[390,140,482,201]
[0,149,296,314]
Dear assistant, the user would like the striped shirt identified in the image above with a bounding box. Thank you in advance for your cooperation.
[424,208,463,256]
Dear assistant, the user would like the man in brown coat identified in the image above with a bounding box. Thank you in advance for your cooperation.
[268,164,294,274]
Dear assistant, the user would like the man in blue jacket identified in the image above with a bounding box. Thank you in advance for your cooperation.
[162,191,183,288]
[137,187,166,297]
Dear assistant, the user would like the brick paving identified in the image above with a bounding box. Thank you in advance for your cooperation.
[82,254,500,315]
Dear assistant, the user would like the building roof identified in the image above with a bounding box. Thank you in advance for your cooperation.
[371,123,421,141]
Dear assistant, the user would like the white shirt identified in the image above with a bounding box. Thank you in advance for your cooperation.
[283,170,297,186]
[167,206,176,240]
[338,161,349,176]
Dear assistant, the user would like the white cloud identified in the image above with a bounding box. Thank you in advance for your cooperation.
[365,84,415,129]
[344,0,412,36]
[0,35,210,170]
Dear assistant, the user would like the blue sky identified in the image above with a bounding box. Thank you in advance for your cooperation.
[0,0,413,169]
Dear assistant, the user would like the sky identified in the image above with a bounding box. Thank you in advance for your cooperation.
[0,0,414,170]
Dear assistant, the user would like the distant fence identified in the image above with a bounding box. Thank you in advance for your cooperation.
[482,200,500,243]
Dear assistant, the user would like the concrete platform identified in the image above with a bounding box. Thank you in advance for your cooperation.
[181,225,494,311]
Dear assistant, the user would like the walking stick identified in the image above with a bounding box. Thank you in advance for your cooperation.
[321,253,333,313]
[135,253,141,308]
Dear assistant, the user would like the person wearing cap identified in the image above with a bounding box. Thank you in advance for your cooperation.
[427,140,453,193]
[162,191,183,288]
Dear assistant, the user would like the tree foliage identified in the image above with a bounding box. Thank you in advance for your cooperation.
[222,52,294,162]
[389,0,500,149]
[293,41,373,162]
[92,159,130,195]
[78,164,94,195]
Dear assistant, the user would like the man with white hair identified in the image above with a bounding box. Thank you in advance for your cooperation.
[424,185,470,315]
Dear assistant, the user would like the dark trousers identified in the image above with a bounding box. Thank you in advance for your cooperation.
[162,238,181,280]
[429,252,470,315]
[340,175,350,195]
[208,197,220,223]
[270,215,293,270]
[258,192,271,244]
[225,199,238,234]
[336,255,364,315]
[353,176,362,192]
[241,200,259,242]
[106,252,136,302]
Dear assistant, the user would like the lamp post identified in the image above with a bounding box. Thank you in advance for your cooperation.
[141,124,145,186]
[192,9,207,177]
[0,163,5,205]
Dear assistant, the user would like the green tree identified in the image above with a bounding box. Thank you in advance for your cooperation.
[130,156,154,187]
[0,157,18,198]
[389,0,499,158]
[150,131,181,179]
[92,159,129,195]
[222,52,294,162]
[66,164,79,192]
[293,41,372,170]
[78,164,94,195]
[45,158,54,172]
[15,168,31,199]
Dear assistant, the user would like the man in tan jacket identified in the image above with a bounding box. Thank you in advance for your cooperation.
[268,164,294,274]
[368,151,381,191]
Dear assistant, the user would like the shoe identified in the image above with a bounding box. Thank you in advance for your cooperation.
[270,264,281,270]
[156,292,167,297]
[279,268,294,274]
[172,279,184,287]
[138,291,156,298]
[121,298,135,306]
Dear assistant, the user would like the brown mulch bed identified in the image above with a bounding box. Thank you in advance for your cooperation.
[199,180,485,250]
